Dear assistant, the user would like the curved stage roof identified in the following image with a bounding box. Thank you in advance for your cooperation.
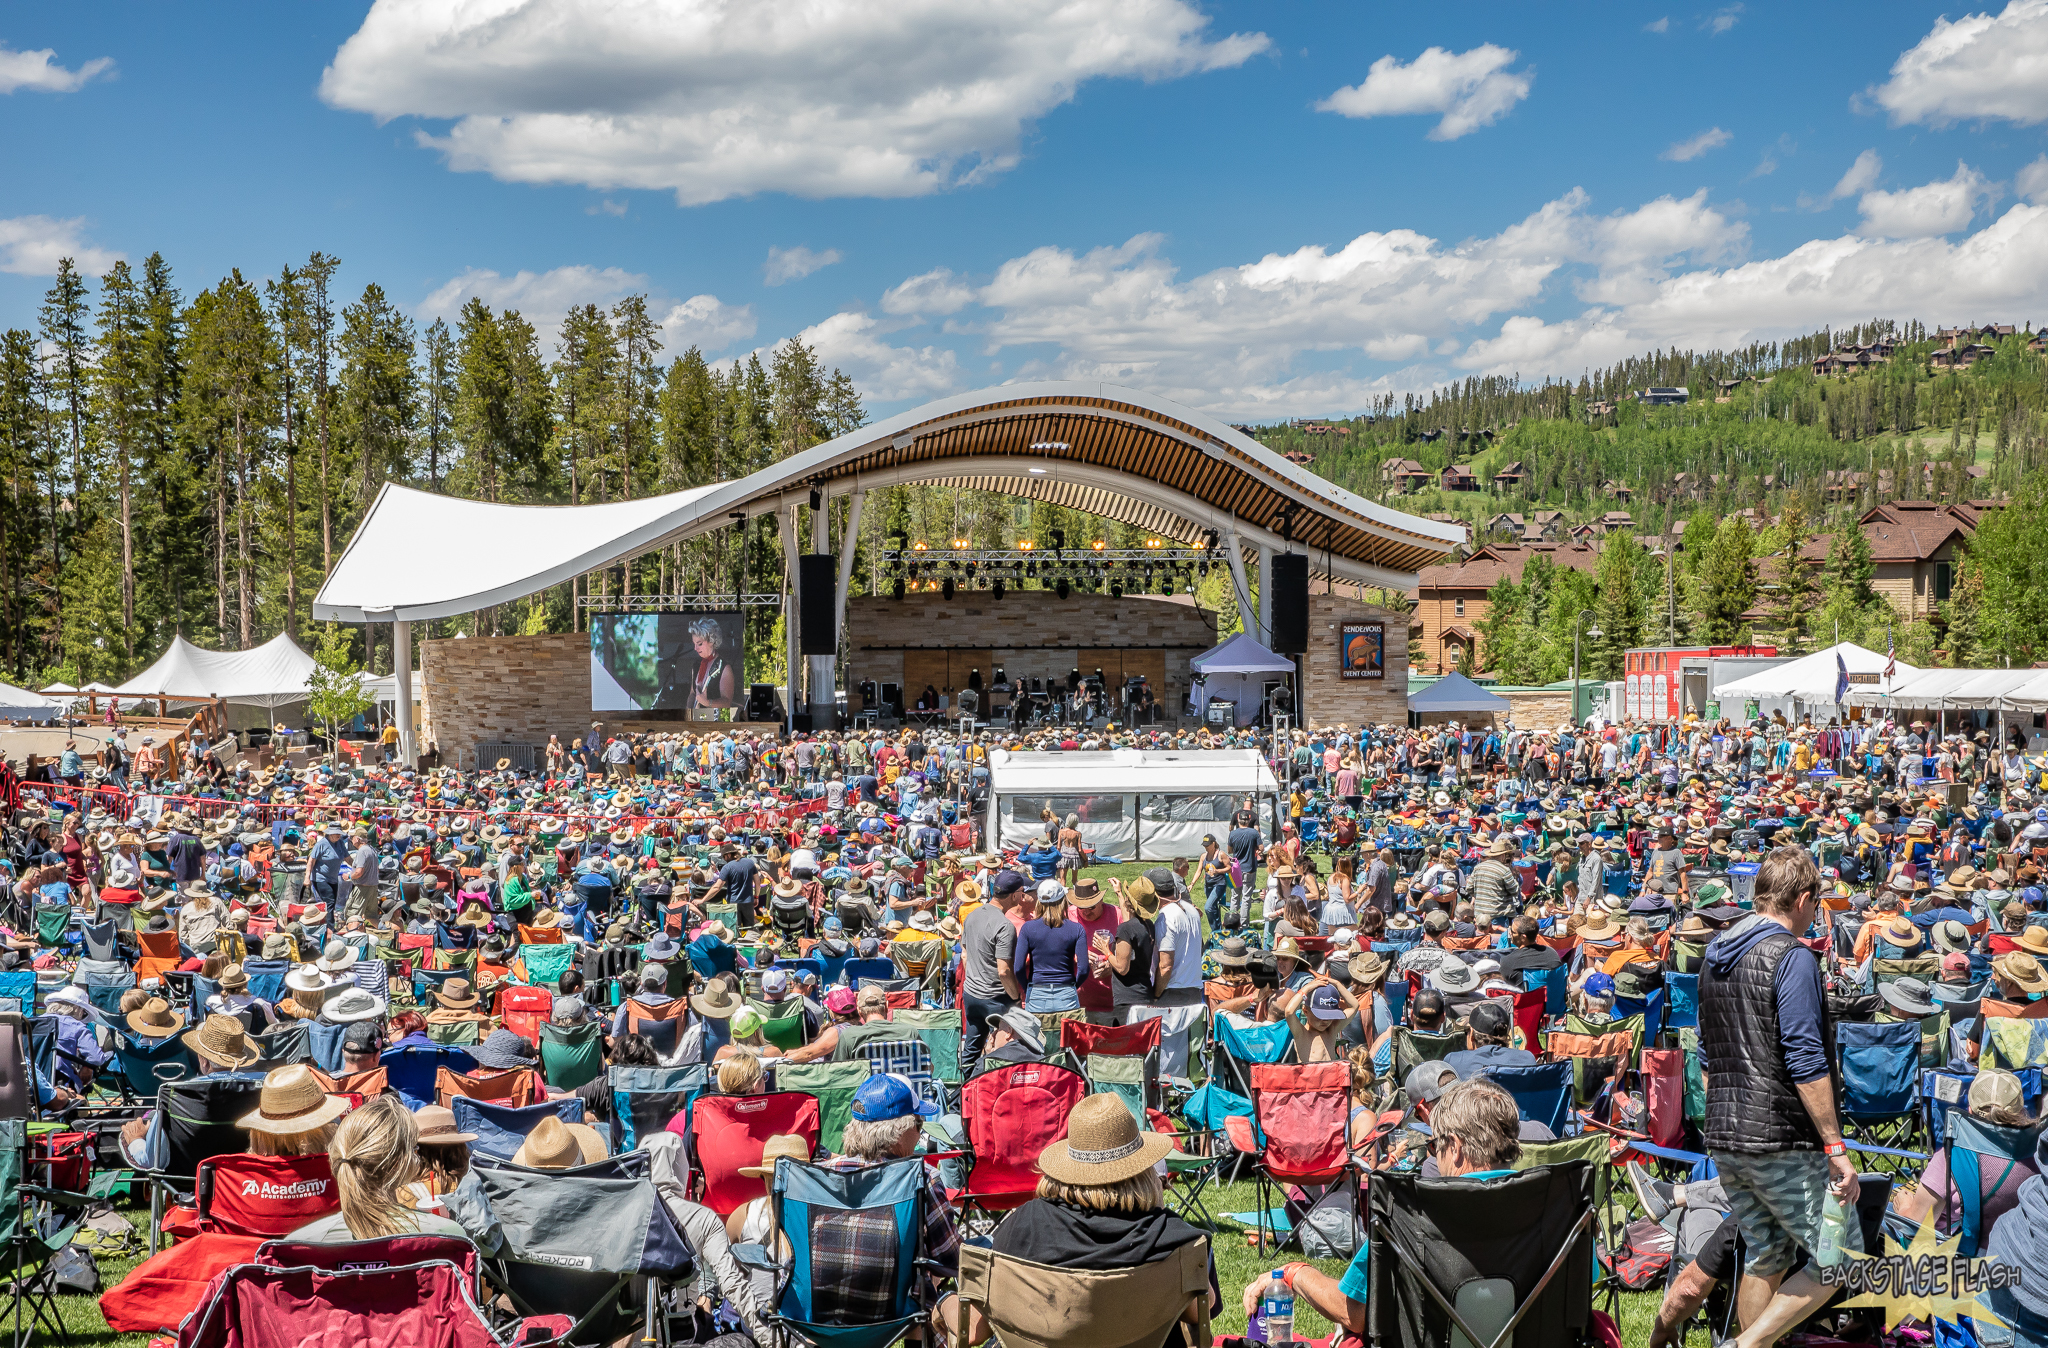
[313,381,1463,623]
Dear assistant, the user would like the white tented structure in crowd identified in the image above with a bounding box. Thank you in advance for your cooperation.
[983,747,1278,861]
[1712,641,1915,723]
[114,633,319,723]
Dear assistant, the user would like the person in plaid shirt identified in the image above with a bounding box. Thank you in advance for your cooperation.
[812,1073,961,1330]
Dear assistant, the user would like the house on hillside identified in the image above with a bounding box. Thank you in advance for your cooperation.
[1932,343,1997,371]
[1441,464,1481,492]
[1380,457,1432,492]
[1409,542,1602,673]
[1599,509,1635,533]
[1641,386,1690,405]
[1283,449,1315,465]
[1796,499,2008,621]
[1937,325,2016,347]
[1598,482,1634,504]
[1490,460,1528,492]
[1486,513,1526,539]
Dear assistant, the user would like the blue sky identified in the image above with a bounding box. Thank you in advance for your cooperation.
[5,2,2048,419]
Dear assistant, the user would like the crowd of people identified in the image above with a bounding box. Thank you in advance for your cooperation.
[16,707,2048,1348]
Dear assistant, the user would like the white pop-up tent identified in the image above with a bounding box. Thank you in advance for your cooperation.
[115,633,319,710]
[1713,641,1916,721]
[985,747,1279,861]
[0,681,63,722]
[1188,632,1295,727]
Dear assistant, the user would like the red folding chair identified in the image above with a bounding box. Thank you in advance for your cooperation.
[1485,987,1548,1052]
[397,932,436,958]
[1222,1061,1355,1254]
[193,1152,341,1237]
[498,985,554,1044]
[1058,1019,1162,1063]
[949,1060,1088,1223]
[688,1092,822,1216]
[435,1065,538,1109]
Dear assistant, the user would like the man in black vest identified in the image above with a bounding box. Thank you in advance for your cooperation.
[1698,845,1859,1348]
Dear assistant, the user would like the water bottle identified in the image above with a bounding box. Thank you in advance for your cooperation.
[1815,1190,1849,1267]
[1262,1269,1295,1345]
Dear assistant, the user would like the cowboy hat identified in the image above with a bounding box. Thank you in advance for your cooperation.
[217,963,250,992]
[182,1012,261,1069]
[285,964,344,996]
[511,1114,609,1170]
[237,1063,352,1134]
[1576,914,1621,943]
[936,915,963,941]
[1036,1094,1176,1186]
[1483,837,1517,859]
[2019,926,2048,958]
[412,1104,478,1146]
[1880,916,1925,951]
[738,1133,813,1179]
[1674,913,1713,940]
[1994,951,2048,995]
[125,997,186,1039]
[435,978,481,1010]
[690,981,744,1019]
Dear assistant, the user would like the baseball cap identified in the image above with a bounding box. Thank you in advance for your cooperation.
[1465,1000,1512,1038]
[761,969,791,999]
[1941,951,1971,976]
[850,1072,939,1122]
[1145,866,1178,895]
[992,871,1026,897]
[1423,911,1451,934]
[824,986,858,1016]
[1306,985,1345,1020]
[1404,1061,1458,1108]
[1970,1069,2022,1115]
[1582,972,1616,999]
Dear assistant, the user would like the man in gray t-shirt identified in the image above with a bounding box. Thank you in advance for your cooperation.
[959,878,1023,1078]
[345,833,382,923]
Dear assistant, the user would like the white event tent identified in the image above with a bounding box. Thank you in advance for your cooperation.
[1189,632,1295,727]
[0,681,63,722]
[1713,642,1916,721]
[115,633,318,711]
[984,747,1279,861]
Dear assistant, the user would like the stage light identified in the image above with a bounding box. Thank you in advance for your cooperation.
[1144,538,1163,548]
[892,577,905,600]
[951,537,970,549]
[1056,578,1071,599]
[1049,528,1066,551]
[992,579,1005,600]
[912,540,928,551]
[1090,539,1106,551]
[1017,539,1035,551]
[1111,582,1124,599]
[1025,561,1037,578]
[1202,528,1219,551]
[942,578,956,600]
[809,485,823,512]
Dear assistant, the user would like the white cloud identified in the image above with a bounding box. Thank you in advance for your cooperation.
[764,245,842,286]
[320,0,1267,205]
[0,216,121,276]
[1644,16,1671,33]
[1857,162,1999,238]
[417,264,753,353]
[1871,0,2048,128]
[587,199,627,217]
[0,44,113,94]
[1316,44,1532,140]
[2019,154,2048,204]
[881,267,977,317]
[1661,127,1730,161]
[1705,5,1743,34]
[1831,149,1883,201]
[794,312,960,401]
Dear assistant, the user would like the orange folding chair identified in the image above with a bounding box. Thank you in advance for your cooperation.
[1223,1060,1356,1254]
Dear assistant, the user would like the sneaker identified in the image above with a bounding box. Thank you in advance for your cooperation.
[1626,1159,1675,1224]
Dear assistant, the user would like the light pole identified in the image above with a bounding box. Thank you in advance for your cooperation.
[1571,609,1603,727]
[1650,547,1677,646]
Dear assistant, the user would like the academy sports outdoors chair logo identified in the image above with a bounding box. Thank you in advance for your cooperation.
[240,1178,331,1199]
[1818,1214,2022,1333]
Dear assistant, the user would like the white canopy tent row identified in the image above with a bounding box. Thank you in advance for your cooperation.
[984,747,1279,861]
[0,681,64,722]
[1187,632,1296,727]
[1711,642,1918,723]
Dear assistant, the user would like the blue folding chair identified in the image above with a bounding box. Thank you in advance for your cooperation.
[1210,1016,1292,1097]
[1923,1068,2044,1148]
[1662,973,1700,1031]
[1839,1020,1926,1174]
[451,1096,589,1162]
[1481,1060,1571,1138]
[841,958,898,986]
[1943,1112,2043,1256]
[305,1020,349,1074]
[734,1155,932,1348]
[609,1063,710,1153]
[378,1044,479,1109]
[778,956,827,987]
[116,1033,198,1099]
[1524,964,1568,1020]
[242,957,290,1006]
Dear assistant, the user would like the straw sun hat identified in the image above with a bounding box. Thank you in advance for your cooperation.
[738,1133,812,1178]
[511,1113,609,1170]
[236,1064,351,1135]
[1036,1093,1176,1186]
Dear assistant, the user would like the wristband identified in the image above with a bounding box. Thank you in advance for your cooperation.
[1823,1141,1846,1157]
[1281,1262,1312,1290]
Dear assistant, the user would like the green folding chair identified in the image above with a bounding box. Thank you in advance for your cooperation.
[0,1119,81,1347]
[748,998,808,1052]
[537,1020,606,1092]
[427,1019,482,1047]
[888,1008,963,1086]
[774,1060,871,1152]
[1085,1054,1150,1129]
[1392,1027,1462,1083]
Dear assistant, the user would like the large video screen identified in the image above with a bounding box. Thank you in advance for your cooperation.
[590,612,744,712]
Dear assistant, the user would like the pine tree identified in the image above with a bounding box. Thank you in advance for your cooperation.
[300,252,341,577]
[1693,517,1759,644]
[1592,530,1647,677]
[91,260,147,663]
[268,266,306,637]
[421,318,455,491]
[337,282,418,515]
[184,271,277,647]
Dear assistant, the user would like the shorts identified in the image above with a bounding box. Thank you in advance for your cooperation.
[1714,1148,1844,1278]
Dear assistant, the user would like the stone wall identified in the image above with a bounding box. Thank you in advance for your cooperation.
[1299,594,1409,730]
[844,593,1216,716]
[419,633,591,762]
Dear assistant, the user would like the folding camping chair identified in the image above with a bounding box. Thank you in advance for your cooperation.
[0,1117,81,1348]
[497,985,554,1044]
[194,1152,341,1236]
[380,1044,479,1109]
[251,1020,311,1068]
[1938,1111,2042,1256]
[1482,1061,1572,1139]
[1059,1017,1162,1104]
[950,1060,1087,1225]
[1924,1068,2044,1148]
[954,1238,1212,1348]
[516,942,578,990]
[451,1097,591,1163]
[427,1017,484,1047]
[887,1008,964,1086]
[137,1074,268,1254]
[855,1038,947,1113]
[1839,1020,1926,1175]
[1209,1014,1292,1097]
[841,958,897,987]
[437,1065,539,1110]
[1221,1060,1355,1254]
[688,1091,821,1216]
[732,1155,936,1348]
[181,1258,509,1348]
[1391,1026,1464,1083]
[772,1060,871,1153]
[1662,972,1700,1032]
[1368,1160,1597,1348]
[610,1064,710,1154]
[115,1033,198,1101]
[746,998,808,1052]
[537,1020,606,1093]
[257,1232,482,1295]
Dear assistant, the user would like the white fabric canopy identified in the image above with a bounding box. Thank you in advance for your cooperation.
[0,681,62,721]
[37,683,75,695]
[1844,667,2041,711]
[115,633,318,709]
[985,748,1279,860]
[1999,670,2048,712]
[1189,632,1296,675]
[1713,642,1914,702]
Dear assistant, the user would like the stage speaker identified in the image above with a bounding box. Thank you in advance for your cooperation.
[747,684,777,720]
[798,553,837,654]
[1270,552,1309,652]
[793,712,814,733]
